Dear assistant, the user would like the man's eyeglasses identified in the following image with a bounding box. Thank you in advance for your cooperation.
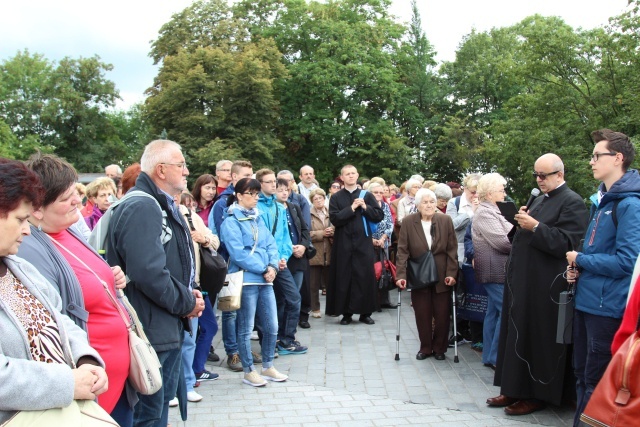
[217,168,231,172]
[161,162,188,171]
[532,170,560,180]
[591,152,617,162]
[242,192,260,198]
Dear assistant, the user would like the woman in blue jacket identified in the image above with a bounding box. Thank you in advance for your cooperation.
[220,178,288,387]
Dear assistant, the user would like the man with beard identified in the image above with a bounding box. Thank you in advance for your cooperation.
[326,165,384,325]
[488,153,588,416]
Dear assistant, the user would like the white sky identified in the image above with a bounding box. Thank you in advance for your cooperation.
[0,0,630,110]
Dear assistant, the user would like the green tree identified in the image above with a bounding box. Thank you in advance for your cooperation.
[0,50,122,170]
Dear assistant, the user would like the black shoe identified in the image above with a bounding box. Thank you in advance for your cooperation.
[298,321,311,329]
[434,353,445,360]
[380,303,398,309]
[207,351,220,362]
[484,363,496,370]
[340,316,352,325]
[416,352,431,360]
[359,316,375,325]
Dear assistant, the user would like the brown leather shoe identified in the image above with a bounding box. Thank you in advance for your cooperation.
[486,395,518,407]
[504,399,546,415]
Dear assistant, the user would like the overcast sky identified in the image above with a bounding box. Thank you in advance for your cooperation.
[1,0,630,109]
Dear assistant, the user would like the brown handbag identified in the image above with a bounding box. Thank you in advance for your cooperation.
[581,323,640,426]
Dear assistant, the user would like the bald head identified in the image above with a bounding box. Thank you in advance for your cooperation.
[534,153,565,194]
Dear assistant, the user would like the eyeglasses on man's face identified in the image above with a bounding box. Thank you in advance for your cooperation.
[532,170,559,180]
[591,152,617,162]
[161,162,188,171]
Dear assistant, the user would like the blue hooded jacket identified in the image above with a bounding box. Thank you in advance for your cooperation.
[219,205,279,284]
[257,193,293,261]
[575,169,640,318]
[209,184,235,235]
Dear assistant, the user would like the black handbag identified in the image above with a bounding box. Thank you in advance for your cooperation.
[305,242,317,259]
[185,211,227,295]
[407,250,439,290]
[376,250,397,292]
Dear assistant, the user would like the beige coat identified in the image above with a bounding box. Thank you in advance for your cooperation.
[309,206,332,267]
[178,205,219,285]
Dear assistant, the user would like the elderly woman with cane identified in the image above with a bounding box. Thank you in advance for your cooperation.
[395,189,458,361]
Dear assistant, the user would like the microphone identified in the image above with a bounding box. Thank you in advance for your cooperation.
[524,188,541,211]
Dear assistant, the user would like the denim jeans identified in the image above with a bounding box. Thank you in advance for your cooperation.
[193,294,218,373]
[482,283,503,366]
[573,309,621,426]
[109,387,133,427]
[181,317,197,392]
[273,268,301,345]
[133,347,182,427]
[221,310,238,356]
[236,285,278,373]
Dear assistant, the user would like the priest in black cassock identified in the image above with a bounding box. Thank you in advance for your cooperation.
[326,165,384,325]
[488,153,589,416]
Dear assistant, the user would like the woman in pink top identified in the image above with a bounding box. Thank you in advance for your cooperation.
[17,153,132,427]
[192,174,217,227]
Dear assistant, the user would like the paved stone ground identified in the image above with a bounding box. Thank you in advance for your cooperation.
[169,291,575,426]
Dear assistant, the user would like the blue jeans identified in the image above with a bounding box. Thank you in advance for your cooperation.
[221,310,238,356]
[109,387,133,427]
[236,285,278,373]
[193,294,217,373]
[181,318,197,392]
[573,309,621,426]
[273,268,301,345]
[482,283,503,366]
[133,347,181,427]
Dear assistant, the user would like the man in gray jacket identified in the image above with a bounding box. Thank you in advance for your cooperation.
[106,140,205,427]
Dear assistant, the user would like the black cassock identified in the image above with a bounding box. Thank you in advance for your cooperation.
[326,188,384,316]
[494,184,588,405]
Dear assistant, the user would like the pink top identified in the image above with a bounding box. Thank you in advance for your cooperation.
[50,230,130,413]
[197,202,213,227]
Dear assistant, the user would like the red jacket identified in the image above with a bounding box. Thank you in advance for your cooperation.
[612,275,640,354]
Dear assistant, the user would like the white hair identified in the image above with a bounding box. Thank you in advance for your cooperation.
[105,164,122,174]
[405,179,421,192]
[140,140,182,173]
[415,188,436,205]
[433,183,453,200]
[477,173,507,202]
[368,182,382,192]
[410,174,424,184]
[216,159,232,171]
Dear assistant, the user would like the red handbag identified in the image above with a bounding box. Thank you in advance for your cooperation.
[374,254,396,281]
[581,324,640,426]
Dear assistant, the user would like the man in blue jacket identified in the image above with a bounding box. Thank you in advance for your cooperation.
[256,168,308,355]
[107,140,205,427]
[566,129,640,426]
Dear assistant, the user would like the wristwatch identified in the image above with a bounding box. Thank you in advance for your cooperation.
[532,224,539,233]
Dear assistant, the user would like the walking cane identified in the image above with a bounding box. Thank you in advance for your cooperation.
[451,288,459,363]
[395,287,402,361]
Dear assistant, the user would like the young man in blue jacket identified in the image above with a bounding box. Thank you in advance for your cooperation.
[256,169,308,355]
[566,129,640,426]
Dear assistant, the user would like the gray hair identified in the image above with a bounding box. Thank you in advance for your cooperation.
[433,183,453,200]
[477,173,507,202]
[415,188,436,206]
[216,159,232,172]
[368,182,383,192]
[299,165,314,175]
[410,174,424,184]
[405,179,421,192]
[105,164,122,174]
[140,140,182,173]
[277,170,294,180]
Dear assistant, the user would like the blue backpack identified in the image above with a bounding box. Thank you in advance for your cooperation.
[359,190,380,237]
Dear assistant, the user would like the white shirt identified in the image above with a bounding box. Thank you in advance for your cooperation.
[421,220,432,249]
[298,182,318,201]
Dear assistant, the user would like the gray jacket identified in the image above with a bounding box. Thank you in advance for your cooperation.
[471,201,513,284]
[0,256,103,423]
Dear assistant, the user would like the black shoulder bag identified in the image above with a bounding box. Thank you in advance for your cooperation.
[185,210,227,295]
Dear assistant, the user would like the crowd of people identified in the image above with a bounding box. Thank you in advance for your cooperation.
[1,128,640,427]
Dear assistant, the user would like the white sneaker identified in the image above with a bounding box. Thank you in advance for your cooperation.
[243,370,268,387]
[250,330,259,341]
[261,367,288,382]
[187,391,203,402]
[169,397,178,407]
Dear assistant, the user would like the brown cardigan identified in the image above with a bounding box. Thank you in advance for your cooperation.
[395,212,458,293]
[309,206,332,267]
